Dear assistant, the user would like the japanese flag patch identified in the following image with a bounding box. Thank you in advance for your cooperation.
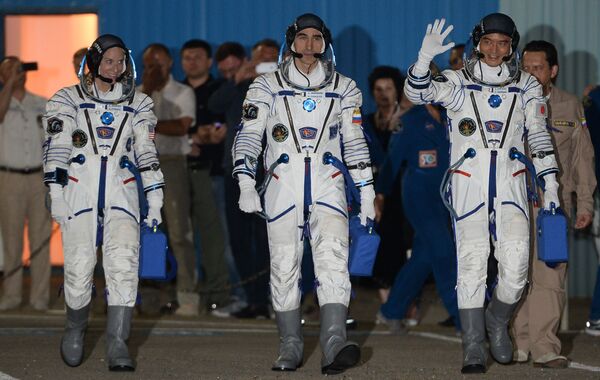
[535,102,547,118]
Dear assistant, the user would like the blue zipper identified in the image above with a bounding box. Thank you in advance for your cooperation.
[96,156,108,246]
[488,150,497,240]
[302,155,312,239]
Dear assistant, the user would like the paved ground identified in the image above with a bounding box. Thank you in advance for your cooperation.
[1,273,600,379]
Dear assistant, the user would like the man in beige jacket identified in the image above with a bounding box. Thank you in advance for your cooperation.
[512,40,596,368]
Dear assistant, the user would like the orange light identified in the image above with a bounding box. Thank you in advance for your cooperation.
[4,14,98,266]
[5,13,98,98]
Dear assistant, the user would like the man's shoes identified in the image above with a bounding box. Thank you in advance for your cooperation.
[26,303,48,313]
[159,300,179,315]
[209,299,248,318]
[232,304,271,319]
[401,303,420,327]
[174,292,199,317]
[513,349,529,363]
[438,316,456,327]
[375,311,406,335]
[175,303,199,317]
[0,298,20,311]
[533,353,569,369]
[585,319,600,336]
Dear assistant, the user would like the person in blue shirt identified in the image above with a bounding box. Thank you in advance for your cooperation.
[374,88,460,332]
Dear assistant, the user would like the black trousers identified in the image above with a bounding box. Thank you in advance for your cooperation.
[224,173,270,306]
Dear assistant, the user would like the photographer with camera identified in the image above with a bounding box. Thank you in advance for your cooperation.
[0,57,51,312]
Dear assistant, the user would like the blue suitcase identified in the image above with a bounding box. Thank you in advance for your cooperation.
[348,216,380,277]
[537,203,568,265]
[139,225,168,280]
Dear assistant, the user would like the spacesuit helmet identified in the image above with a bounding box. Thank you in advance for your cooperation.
[279,13,336,91]
[464,13,521,86]
[79,34,137,103]
[285,13,332,55]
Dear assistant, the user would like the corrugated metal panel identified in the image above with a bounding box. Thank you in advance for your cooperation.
[501,0,600,101]
[569,235,598,298]
[1,0,498,112]
[501,0,600,297]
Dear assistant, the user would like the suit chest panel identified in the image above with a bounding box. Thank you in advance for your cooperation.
[74,106,133,155]
[450,88,524,147]
[269,90,342,151]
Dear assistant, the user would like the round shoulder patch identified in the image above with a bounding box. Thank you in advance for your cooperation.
[272,123,289,142]
[47,117,64,135]
[72,129,88,148]
[242,104,258,120]
[458,118,476,137]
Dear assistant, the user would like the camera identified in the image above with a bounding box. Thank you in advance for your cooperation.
[21,62,38,72]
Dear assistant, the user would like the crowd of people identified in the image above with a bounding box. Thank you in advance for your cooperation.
[1,10,600,375]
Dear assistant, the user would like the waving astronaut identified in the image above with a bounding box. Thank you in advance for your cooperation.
[231,13,373,375]
[42,34,164,371]
[404,14,560,373]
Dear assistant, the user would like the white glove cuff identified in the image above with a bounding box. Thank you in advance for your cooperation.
[49,183,64,199]
[414,52,433,76]
[147,188,163,208]
[543,173,559,190]
[238,175,257,191]
[360,184,376,200]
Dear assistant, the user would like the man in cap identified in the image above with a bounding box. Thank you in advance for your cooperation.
[231,13,373,374]
[404,13,560,373]
[43,34,164,371]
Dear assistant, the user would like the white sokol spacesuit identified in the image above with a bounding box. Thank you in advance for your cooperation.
[43,34,163,371]
[234,61,372,312]
[407,63,554,310]
[404,15,560,373]
[232,13,372,375]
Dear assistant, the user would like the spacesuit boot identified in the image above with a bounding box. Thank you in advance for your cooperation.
[272,309,304,371]
[485,294,517,364]
[460,308,487,374]
[319,304,360,375]
[61,303,91,367]
[106,306,135,371]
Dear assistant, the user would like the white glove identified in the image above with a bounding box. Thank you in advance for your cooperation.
[49,183,70,224]
[238,175,262,213]
[542,173,561,210]
[414,18,455,75]
[359,185,376,226]
[144,189,163,226]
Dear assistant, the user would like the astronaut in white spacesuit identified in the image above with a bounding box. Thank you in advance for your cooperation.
[404,14,560,373]
[232,13,374,375]
[43,34,164,371]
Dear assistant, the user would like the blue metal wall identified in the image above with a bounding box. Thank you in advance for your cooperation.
[0,0,498,112]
